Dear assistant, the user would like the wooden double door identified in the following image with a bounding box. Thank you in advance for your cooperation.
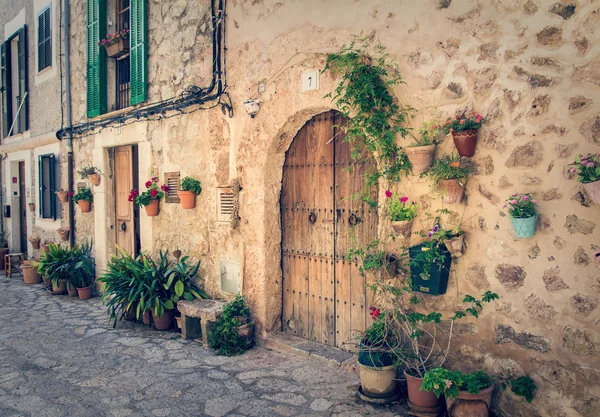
[281,111,378,348]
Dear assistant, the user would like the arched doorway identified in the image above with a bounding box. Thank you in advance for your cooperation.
[280,110,378,348]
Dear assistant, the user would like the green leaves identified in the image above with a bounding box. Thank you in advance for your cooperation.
[511,376,537,403]
[209,295,253,356]
[174,280,184,297]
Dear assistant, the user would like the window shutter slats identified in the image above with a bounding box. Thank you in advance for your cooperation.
[49,154,56,220]
[217,187,234,222]
[38,156,43,217]
[130,0,147,106]
[17,25,28,132]
[1,42,9,138]
[164,172,180,203]
[86,0,107,118]
[38,8,52,71]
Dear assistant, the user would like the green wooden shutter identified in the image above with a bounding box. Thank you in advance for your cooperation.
[86,0,107,118]
[38,8,52,71]
[17,25,28,132]
[38,154,57,220]
[130,0,147,106]
[1,42,9,138]
[38,156,43,217]
[49,154,56,220]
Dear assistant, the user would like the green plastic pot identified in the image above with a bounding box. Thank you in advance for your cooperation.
[409,243,452,296]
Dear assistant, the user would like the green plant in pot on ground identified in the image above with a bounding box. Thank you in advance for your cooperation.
[73,187,93,213]
[503,193,538,239]
[405,121,443,174]
[428,154,470,204]
[386,190,417,239]
[178,176,202,209]
[35,241,95,296]
[209,295,254,356]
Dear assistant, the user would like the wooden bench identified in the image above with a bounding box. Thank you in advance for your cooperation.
[177,299,225,345]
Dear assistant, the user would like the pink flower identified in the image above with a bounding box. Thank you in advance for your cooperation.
[385,190,392,198]
[522,195,529,200]
[445,380,452,389]
[161,184,169,192]
[531,200,538,204]
[400,196,409,203]
[511,199,517,204]
[503,204,507,208]
[512,192,518,197]
[569,168,577,174]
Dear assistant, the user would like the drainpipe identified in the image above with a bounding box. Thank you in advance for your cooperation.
[63,0,74,248]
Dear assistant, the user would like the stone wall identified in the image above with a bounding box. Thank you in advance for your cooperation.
[66,1,599,416]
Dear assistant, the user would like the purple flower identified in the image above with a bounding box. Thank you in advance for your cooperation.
[432,225,439,233]
[427,231,433,238]
[569,167,577,174]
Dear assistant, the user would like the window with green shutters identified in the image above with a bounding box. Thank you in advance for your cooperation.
[130,0,147,106]
[1,25,28,137]
[38,154,57,220]
[86,0,107,117]
[38,6,52,72]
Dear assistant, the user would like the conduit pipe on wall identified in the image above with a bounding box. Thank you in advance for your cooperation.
[63,0,74,248]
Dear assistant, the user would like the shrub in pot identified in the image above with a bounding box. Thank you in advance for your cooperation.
[129,177,167,217]
[428,154,470,204]
[73,187,93,213]
[209,295,255,356]
[78,165,103,186]
[385,190,417,239]
[178,176,202,209]
[503,193,538,239]
[443,111,484,157]
[36,241,94,297]
[405,121,443,174]
[422,368,493,417]
[568,153,600,204]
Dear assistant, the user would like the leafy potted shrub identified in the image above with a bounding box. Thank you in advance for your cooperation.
[421,368,493,417]
[0,231,9,270]
[503,193,538,238]
[443,111,484,157]
[386,190,417,239]
[178,176,202,209]
[73,187,93,213]
[28,234,40,250]
[129,177,168,217]
[428,154,470,204]
[36,243,70,295]
[405,121,442,174]
[37,242,93,297]
[78,165,103,186]
[98,29,130,58]
[209,295,255,355]
[22,258,42,285]
[56,190,70,203]
[568,153,600,203]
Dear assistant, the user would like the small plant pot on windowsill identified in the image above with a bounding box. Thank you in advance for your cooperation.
[144,199,160,216]
[582,180,600,204]
[104,38,130,58]
[58,228,70,242]
[452,129,478,157]
[77,286,92,300]
[78,200,92,213]
[89,173,101,186]
[511,215,538,239]
[406,144,436,174]
[152,309,174,331]
[444,234,466,258]
[446,385,494,417]
[28,203,35,212]
[177,191,197,209]
[22,264,42,284]
[440,179,465,204]
[391,219,413,239]
[29,237,40,249]
[56,191,69,203]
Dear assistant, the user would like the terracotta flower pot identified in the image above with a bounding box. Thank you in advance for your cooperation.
[391,219,413,239]
[446,385,494,417]
[77,286,92,300]
[583,180,600,204]
[105,38,129,58]
[452,129,478,157]
[22,265,42,284]
[440,179,465,204]
[144,199,160,216]
[29,238,40,249]
[89,173,101,186]
[42,275,52,289]
[52,281,67,295]
[56,191,69,203]
[142,310,152,325]
[152,309,173,330]
[67,282,78,297]
[406,144,436,174]
[359,363,398,398]
[28,203,35,212]
[177,191,196,209]
[41,244,50,254]
[58,228,70,242]
[405,370,440,409]
[78,200,92,212]
[444,234,466,258]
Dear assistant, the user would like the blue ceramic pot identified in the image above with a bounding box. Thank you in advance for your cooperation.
[511,215,538,238]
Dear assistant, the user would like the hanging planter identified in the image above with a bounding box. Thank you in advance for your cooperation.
[391,219,413,239]
[130,178,167,217]
[504,193,538,239]
[177,176,202,209]
[78,166,103,186]
[428,154,470,204]
[56,191,70,203]
[444,233,466,258]
[582,181,600,203]
[73,187,93,213]
[440,179,464,204]
[78,200,92,212]
[29,236,41,249]
[28,202,35,212]
[409,239,452,296]
[144,199,160,216]
[58,228,70,242]
[386,191,417,239]
[451,130,479,158]
[40,242,50,254]
[444,111,485,158]
[568,153,600,204]
[511,215,538,238]
[406,144,436,174]
[89,173,101,186]
[99,30,130,58]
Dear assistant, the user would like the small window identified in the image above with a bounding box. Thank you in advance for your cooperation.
[164,172,180,203]
[38,154,57,220]
[217,187,234,222]
[38,7,52,72]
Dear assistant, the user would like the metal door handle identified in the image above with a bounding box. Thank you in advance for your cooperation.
[308,211,317,224]
[121,222,127,231]
[348,213,361,226]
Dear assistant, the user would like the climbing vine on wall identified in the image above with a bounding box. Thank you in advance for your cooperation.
[323,36,412,192]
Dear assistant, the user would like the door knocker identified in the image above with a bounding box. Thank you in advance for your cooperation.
[308,210,317,224]
[348,213,361,226]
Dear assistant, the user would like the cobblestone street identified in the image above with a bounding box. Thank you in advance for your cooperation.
[0,276,408,417]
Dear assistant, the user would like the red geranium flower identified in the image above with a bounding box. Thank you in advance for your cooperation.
[145,180,152,189]
[400,196,409,203]
[161,184,169,192]
[385,189,392,198]
[150,189,158,197]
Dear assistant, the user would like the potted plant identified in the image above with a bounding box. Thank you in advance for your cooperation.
[28,202,35,212]
[98,29,130,58]
[178,176,202,209]
[568,153,600,203]
[40,240,52,254]
[209,295,255,356]
[73,187,93,213]
[421,368,493,416]
[409,224,453,295]
[386,190,417,239]
[406,121,442,174]
[498,373,538,403]
[36,243,69,295]
[28,234,41,250]
[443,111,484,157]
[503,193,538,238]
[0,231,9,270]
[56,190,70,203]
[78,165,103,186]
[58,228,70,242]
[22,260,42,285]
[129,177,168,217]
[428,154,470,204]
[442,227,466,258]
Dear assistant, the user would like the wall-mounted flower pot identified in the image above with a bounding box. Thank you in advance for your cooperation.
[28,203,35,212]
[444,234,466,258]
[446,385,493,417]
[29,238,40,250]
[89,173,101,186]
[152,309,173,331]
[56,191,69,203]
[144,199,160,216]
[391,219,413,239]
[77,286,92,300]
[78,200,92,213]
[511,215,538,239]
[583,180,600,204]
[58,228,70,242]
[105,38,129,58]
[406,144,436,174]
[177,191,196,209]
[409,243,452,296]
[40,243,50,254]
[440,179,464,204]
[22,265,42,284]
[452,129,478,157]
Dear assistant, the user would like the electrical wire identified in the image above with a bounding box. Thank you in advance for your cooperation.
[57,0,231,140]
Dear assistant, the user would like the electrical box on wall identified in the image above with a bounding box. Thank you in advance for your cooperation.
[220,260,240,294]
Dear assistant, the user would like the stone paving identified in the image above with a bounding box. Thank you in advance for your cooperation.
[0,276,409,417]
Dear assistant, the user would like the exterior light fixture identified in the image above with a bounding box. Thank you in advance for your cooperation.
[244,99,261,118]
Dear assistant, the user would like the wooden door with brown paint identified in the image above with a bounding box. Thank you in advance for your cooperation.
[281,111,378,348]
[114,146,136,255]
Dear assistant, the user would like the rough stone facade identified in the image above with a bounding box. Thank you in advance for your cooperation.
[62,1,600,416]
